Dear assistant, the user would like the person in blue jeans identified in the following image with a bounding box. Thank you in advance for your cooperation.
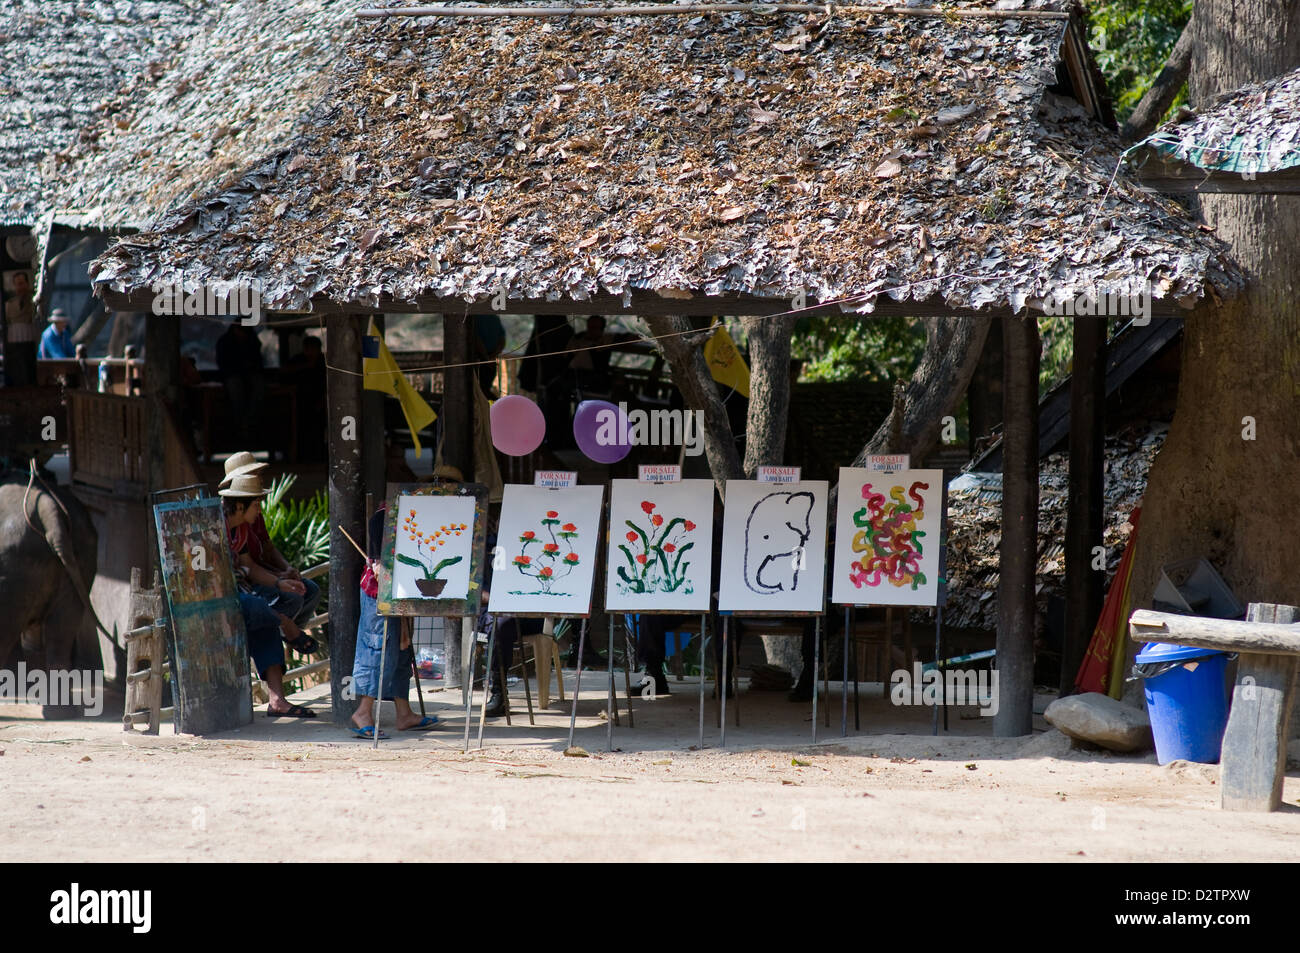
[238,590,315,718]
[349,505,438,739]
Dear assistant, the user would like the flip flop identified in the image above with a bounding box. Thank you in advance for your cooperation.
[400,715,439,731]
[284,632,319,654]
[349,724,388,740]
[266,703,317,719]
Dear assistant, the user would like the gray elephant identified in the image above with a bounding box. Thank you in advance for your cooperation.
[0,473,105,717]
[743,490,815,595]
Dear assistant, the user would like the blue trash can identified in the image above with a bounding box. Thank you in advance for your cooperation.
[1135,642,1230,765]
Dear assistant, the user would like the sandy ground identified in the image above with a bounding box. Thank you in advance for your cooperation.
[3,671,1299,862]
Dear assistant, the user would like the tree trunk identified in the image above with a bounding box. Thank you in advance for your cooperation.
[640,315,744,492]
[852,317,992,465]
[1131,2,1300,620]
[740,314,796,476]
[995,315,1039,737]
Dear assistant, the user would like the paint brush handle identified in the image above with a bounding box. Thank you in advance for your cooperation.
[337,524,369,560]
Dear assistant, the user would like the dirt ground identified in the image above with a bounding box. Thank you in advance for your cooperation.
[3,673,1298,862]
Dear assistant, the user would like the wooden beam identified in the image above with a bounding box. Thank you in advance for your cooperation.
[995,315,1039,736]
[1129,149,1300,194]
[1130,609,1300,656]
[98,287,1202,322]
[441,314,474,479]
[1062,316,1106,694]
[356,4,1071,20]
[363,314,387,502]
[144,311,179,573]
[327,313,365,726]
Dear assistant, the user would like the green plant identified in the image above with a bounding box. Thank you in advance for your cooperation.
[262,474,330,569]
[1085,0,1193,123]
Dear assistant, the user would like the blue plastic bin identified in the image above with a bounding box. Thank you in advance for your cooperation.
[1135,642,1230,765]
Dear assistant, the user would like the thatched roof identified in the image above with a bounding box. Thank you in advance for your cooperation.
[56,0,357,230]
[0,0,213,226]
[91,1,1241,316]
[1142,66,1300,175]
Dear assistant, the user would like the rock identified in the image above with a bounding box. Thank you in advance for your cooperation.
[1043,692,1154,753]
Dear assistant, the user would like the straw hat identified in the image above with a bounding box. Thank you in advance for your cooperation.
[48,308,69,324]
[430,464,464,482]
[218,472,268,498]
[219,450,268,486]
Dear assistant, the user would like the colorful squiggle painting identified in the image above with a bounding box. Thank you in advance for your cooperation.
[832,467,943,607]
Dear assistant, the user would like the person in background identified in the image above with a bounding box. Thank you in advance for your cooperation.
[221,474,316,718]
[351,502,439,738]
[4,270,37,386]
[216,321,264,446]
[218,451,322,630]
[567,314,620,395]
[38,308,75,359]
[283,334,327,462]
[519,315,575,448]
[472,314,506,396]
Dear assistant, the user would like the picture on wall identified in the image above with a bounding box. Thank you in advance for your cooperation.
[488,483,605,617]
[718,480,828,614]
[379,482,489,617]
[604,479,715,613]
[831,467,944,608]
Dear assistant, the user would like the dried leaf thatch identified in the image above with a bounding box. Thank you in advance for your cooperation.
[90,1,1240,314]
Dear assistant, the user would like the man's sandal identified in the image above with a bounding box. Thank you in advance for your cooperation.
[266,703,317,719]
[284,632,319,654]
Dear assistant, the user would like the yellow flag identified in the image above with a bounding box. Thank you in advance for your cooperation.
[363,318,437,455]
[701,324,751,398]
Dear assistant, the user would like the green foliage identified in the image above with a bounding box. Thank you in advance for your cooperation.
[261,474,330,570]
[1085,0,1192,122]
[789,316,928,383]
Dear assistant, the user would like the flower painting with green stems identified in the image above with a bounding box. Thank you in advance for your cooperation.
[488,484,604,617]
[604,479,714,613]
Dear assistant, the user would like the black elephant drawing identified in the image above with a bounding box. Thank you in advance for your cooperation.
[743,490,815,595]
[0,473,106,717]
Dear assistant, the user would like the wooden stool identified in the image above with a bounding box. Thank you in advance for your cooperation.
[123,568,169,734]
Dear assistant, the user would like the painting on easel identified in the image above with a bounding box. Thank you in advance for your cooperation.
[604,479,715,613]
[718,479,828,614]
[488,483,605,617]
[379,482,489,616]
[831,467,944,608]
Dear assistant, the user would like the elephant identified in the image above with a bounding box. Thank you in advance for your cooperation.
[0,471,106,717]
[743,490,815,595]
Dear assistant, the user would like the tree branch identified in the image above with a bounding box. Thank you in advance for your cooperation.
[1121,21,1194,143]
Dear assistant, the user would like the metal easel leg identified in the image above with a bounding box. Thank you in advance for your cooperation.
[373,614,389,750]
[477,627,496,750]
[698,613,707,750]
[812,615,821,745]
[462,620,475,754]
[622,620,635,729]
[720,615,729,747]
[841,606,850,737]
[607,616,615,752]
[566,618,588,750]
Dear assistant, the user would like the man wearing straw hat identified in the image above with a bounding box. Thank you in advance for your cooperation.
[221,472,316,718]
[219,451,322,637]
[38,308,75,359]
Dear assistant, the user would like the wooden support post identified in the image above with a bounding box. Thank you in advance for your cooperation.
[145,311,180,572]
[363,315,387,503]
[328,313,366,725]
[995,315,1039,736]
[1063,317,1106,694]
[1130,605,1300,813]
[1222,604,1299,812]
[441,313,474,479]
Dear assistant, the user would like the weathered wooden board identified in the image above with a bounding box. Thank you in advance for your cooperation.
[1130,608,1300,656]
[153,499,252,734]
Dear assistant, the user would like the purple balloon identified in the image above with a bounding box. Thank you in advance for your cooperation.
[490,395,546,456]
[573,399,631,464]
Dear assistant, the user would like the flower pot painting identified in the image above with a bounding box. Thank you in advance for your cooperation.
[604,479,714,613]
[390,493,478,603]
[831,467,944,608]
[488,484,604,616]
[718,479,829,613]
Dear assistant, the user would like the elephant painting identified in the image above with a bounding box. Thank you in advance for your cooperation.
[742,490,815,595]
[0,474,105,717]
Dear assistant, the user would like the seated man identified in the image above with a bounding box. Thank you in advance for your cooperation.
[221,477,316,718]
[219,452,322,629]
[38,309,75,359]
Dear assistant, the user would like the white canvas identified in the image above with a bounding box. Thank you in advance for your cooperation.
[718,480,828,613]
[488,484,604,616]
[831,468,944,607]
[391,493,477,601]
[605,479,714,612]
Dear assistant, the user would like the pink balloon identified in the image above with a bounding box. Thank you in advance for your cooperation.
[490,395,546,456]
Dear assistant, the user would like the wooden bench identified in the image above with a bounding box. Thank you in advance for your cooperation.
[1130,602,1299,812]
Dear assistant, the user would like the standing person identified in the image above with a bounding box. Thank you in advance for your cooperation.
[219,452,322,629]
[350,503,439,738]
[221,474,316,718]
[519,315,575,448]
[216,322,264,447]
[38,309,74,359]
[4,270,37,386]
[472,314,506,396]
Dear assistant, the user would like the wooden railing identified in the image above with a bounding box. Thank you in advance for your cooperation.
[67,391,200,496]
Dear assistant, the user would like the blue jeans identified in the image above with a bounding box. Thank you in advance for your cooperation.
[352,589,411,701]
[250,577,321,627]
[239,593,285,679]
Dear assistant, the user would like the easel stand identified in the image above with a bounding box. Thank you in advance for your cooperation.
[717,611,824,746]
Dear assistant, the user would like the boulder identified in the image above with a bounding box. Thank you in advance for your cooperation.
[1043,692,1154,753]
